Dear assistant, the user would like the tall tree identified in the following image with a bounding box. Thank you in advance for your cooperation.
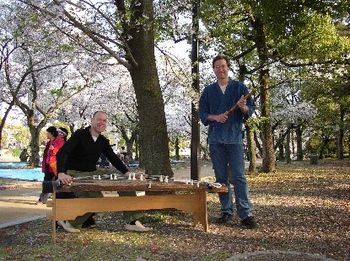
[24,0,173,176]
[302,65,350,159]
[2,4,102,166]
[0,3,24,151]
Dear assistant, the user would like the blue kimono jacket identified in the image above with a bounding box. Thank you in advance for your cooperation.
[199,79,255,144]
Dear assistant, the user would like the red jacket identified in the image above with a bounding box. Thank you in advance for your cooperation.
[41,137,65,176]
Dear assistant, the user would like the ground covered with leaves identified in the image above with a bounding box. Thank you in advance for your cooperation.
[0,160,349,260]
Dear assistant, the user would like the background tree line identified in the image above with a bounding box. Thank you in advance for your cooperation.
[0,0,349,176]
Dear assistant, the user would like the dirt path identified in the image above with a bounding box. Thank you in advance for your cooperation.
[0,180,50,229]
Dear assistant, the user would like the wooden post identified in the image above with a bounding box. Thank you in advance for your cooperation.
[52,191,56,243]
[191,0,200,181]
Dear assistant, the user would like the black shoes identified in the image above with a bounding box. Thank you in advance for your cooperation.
[217,214,257,228]
[241,216,257,229]
[82,216,96,228]
[217,213,233,224]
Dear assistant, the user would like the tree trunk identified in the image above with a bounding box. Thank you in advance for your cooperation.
[191,102,200,179]
[0,100,15,150]
[135,134,139,161]
[28,128,40,167]
[319,137,330,159]
[295,125,303,161]
[119,127,137,161]
[175,136,180,160]
[348,124,350,159]
[252,17,276,173]
[337,105,345,159]
[190,0,200,180]
[254,132,263,158]
[278,143,284,161]
[285,127,291,164]
[27,113,41,167]
[291,129,295,157]
[258,73,275,172]
[277,132,284,161]
[126,141,133,161]
[123,0,172,176]
[246,127,256,173]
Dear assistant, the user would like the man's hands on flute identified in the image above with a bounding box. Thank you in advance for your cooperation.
[208,95,249,124]
[237,95,248,114]
[209,113,228,123]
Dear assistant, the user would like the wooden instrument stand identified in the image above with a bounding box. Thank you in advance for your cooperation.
[48,180,227,242]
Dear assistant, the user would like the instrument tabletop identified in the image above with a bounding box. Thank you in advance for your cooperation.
[57,179,228,193]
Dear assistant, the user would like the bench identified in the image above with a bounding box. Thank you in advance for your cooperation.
[48,179,227,242]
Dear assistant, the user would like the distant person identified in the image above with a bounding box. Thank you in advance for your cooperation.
[19,148,28,162]
[119,146,129,163]
[97,153,110,168]
[37,126,65,205]
[56,111,152,233]
[199,54,257,229]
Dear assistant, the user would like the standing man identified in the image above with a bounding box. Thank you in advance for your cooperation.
[56,111,151,232]
[199,54,257,229]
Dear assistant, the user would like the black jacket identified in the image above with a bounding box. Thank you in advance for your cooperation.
[56,127,128,174]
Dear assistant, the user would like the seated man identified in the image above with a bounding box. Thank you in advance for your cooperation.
[56,111,151,232]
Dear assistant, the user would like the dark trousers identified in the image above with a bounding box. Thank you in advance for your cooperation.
[56,169,112,227]
[39,170,54,203]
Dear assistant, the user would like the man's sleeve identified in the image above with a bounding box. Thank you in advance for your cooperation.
[103,141,128,174]
[56,131,81,173]
[241,83,255,119]
[199,88,210,126]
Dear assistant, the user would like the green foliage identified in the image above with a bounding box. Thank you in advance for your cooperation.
[50,89,63,97]
[301,63,350,146]
[306,135,321,152]
[275,12,350,60]
[305,132,338,157]
[246,116,269,132]
[29,14,40,24]
[10,148,22,157]
[168,134,190,158]
[201,0,253,57]
[200,0,349,162]
[3,124,30,149]
[201,0,350,63]
[117,139,126,148]
[58,43,75,52]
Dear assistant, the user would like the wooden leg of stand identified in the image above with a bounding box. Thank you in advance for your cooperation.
[199,191,208,232]
[52,192,56,243]
[192,191,208,231]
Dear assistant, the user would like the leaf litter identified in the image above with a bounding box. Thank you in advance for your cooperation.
[0,160,349,260]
